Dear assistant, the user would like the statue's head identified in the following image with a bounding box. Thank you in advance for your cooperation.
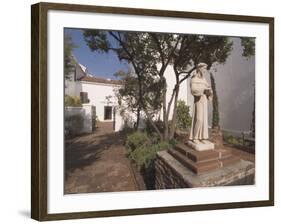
[196,63,208,77]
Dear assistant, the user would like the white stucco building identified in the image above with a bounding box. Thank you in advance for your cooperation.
[65,60,124,133]
[65,59,190,134]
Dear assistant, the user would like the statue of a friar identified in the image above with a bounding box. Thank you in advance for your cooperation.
[189,63,213,146]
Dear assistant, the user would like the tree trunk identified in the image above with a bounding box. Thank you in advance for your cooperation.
[169,84,180,140]
[250,86,255,138]
[162,81,169,141]
[135,106,141,129]
[210,72,220,129]
[165,68,194,140]
[143,107,163,140]
[136,72,143,130]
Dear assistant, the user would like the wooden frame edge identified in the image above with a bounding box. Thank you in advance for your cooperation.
[31,3,48,221]
[269,18,274,205]
[37,2,274,23]
[31,3,41,220]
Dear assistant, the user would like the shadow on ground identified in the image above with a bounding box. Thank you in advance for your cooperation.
[65,132,125,181]
[64,131,141,194]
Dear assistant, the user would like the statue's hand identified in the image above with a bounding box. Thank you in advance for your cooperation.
[205,89,213,100]
[204,88,212,96]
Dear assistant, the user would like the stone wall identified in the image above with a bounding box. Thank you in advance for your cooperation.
[155,151,191,189]
[65,105,92,136]
[155,150,255,189]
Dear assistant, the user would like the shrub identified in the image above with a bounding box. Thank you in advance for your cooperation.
[129,141,170,169]
[65,114,84,138]
[223,132,242,146]
[126,131,170,168]
[126,131,149,152]
[145,119,165,135]
[169,138,179,147]
[176,100,192,131]
[65,95,82,107]
[125,131,171,189]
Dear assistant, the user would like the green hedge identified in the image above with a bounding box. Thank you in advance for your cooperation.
[176,100,192,131]
[65,95,82,107]
[126,131,149,152]
[65,114,84,138]
[126,131,170,169]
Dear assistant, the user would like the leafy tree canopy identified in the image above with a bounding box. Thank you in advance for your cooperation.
[240,37,255,58]
[83,30,254,139]
[64,34,77,80]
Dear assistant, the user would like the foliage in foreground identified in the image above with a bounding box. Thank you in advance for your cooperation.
[210,73,220,128]
[126,131,170,169]
[223,132,242,146]
[65,95,82,107]
[65,114,84,138]
[176,100,192,131]
[64,34,77,80]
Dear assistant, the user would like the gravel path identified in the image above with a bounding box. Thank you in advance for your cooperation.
[65,131,141,194]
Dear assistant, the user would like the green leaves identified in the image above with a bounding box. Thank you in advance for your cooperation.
[64,95,82,107]
[83,30,111,53]
[173,35,233,73]
[210,73,220,128]
[81,29,254,139]
[64,34,77,80]
[176,100,192,131]
[125,131,170,169]
[240,37,255,58]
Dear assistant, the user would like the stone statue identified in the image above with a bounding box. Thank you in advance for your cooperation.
[188,63,214,151]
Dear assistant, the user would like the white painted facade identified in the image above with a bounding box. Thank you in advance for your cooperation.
[161,65,190,120]
[65,62,191,133]
[65,63,124,133]
[75,81,123,131]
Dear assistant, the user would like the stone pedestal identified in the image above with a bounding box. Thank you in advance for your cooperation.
[187,140,215,151]
[168,143,239,174]
[210,128,224,148]
[155,150,255,189]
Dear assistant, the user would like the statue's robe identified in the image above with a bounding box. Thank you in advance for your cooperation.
[189,74,210,140]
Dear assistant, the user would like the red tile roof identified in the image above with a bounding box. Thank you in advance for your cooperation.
[78,75,123,85]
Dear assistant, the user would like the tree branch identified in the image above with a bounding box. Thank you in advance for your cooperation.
[150,33,165,66]
[179,66,196,84]
[108,31,140,74]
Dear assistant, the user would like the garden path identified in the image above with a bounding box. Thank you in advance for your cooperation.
[64,131,144,194]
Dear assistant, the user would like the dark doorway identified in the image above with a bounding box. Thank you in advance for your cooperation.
[104,106,112,120]
[113,107,116,131]
[91,106,96,132]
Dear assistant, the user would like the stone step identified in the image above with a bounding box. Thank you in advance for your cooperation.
[220,155,241,167]
[175,143,233,163]
[174,143,219,163]
[168,149,221,174]
[156,151,255,189]
[215,148,233,160]
[169,147,240,175]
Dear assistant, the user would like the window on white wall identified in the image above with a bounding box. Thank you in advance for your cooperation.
[80,92,89,104]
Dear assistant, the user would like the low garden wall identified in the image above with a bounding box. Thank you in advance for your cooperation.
[65,105,92,137]
[155,150,255,189]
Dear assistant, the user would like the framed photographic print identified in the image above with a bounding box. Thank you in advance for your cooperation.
[31,2,274,221]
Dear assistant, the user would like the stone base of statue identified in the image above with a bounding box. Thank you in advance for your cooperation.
[155,149,255,189]
[154,140,255,189]
[168,143,239,174]
[187,140,215,151]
